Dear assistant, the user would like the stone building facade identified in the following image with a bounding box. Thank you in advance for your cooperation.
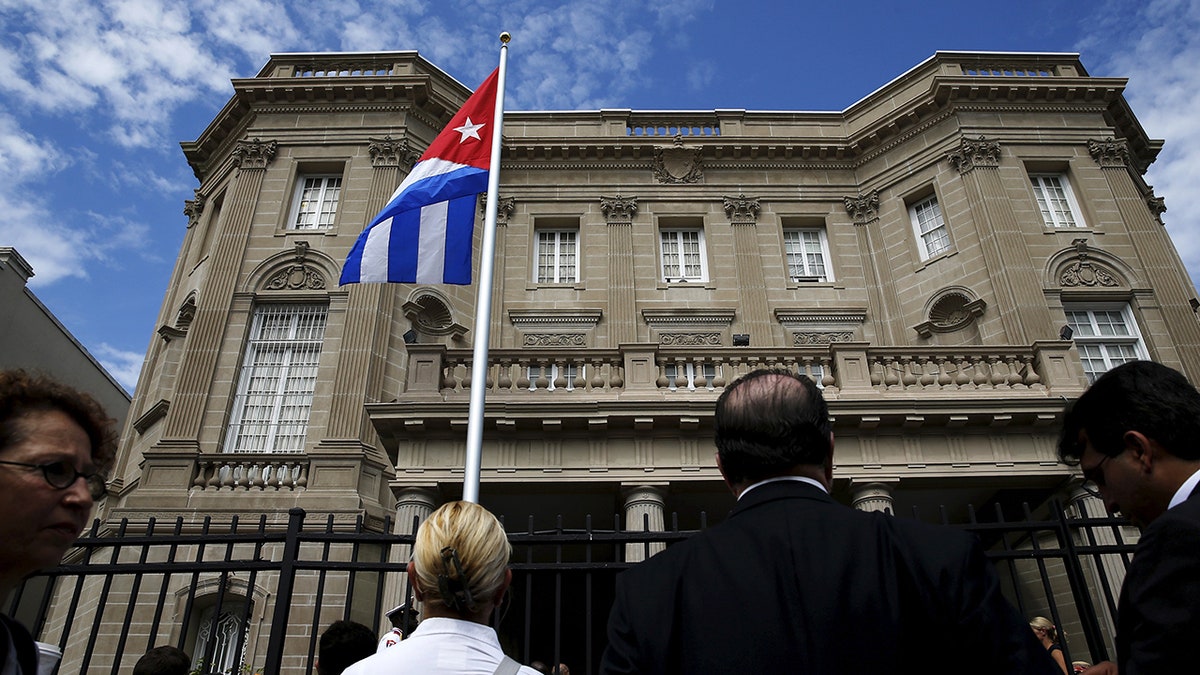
[69,50,1199,672]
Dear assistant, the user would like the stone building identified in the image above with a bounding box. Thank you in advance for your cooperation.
[66,50,1199,672]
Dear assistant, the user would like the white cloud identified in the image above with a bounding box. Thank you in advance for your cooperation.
[93,343,145,393]
[1080,0,1200,292]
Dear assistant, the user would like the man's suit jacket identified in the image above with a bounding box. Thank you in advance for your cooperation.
[600,480,1058,675]
[1116,482,1200,674]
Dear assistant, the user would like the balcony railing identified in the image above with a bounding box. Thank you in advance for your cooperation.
[403,341,1084,400]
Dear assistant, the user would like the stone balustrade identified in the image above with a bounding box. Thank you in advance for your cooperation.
[192,456,309,491]
[402,341,1085,400]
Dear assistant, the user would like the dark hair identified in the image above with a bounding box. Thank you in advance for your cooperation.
[318,620,377,675]
[714,369,832,485]
[132,646,191,675]
[1058,360,1200,465]
[0,369,117,471]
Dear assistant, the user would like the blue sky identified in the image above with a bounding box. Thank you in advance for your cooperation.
[2,0,1198,393]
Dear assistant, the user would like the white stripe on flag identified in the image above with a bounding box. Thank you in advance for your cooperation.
[416,201,449,284]
[360,218,393,283]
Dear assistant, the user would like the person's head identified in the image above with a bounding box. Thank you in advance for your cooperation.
[407,501,512,623]
[1029,616,1059,644]
[132,646,191,675]
[1057,360,1200,527]
[385,602,419,635]
[714,369,832,491]
[316,620,376,675]
[0,370,116,593]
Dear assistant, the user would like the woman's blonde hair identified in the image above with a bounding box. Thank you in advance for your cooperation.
[411,501,511,615]
[1029,616,1060,642]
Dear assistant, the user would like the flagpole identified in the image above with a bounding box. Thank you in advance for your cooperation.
[462,33,510,504]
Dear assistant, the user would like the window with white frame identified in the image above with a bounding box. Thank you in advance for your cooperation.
[288,175,342,230]
[535,230,578,283]
[783,229,832,282]
[664,362,716,390]
[1030,174,1084,228]
[224,305,327,453]
[660,229,707,282]
[909,194,951,259]
[1064,305,1147,383]
[527,363,581,391]
[798,364,826,389]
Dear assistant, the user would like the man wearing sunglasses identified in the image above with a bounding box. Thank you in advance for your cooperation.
[0,369,115,675]
[1058,360,1200,675]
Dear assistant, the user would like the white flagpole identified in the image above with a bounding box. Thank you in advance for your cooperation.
[462,32,510,504]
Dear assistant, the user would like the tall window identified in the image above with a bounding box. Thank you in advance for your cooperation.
[535,230,578,283]
[909,195,951,259]
[783,229,831,281]
[1064,305,1147,383]
[191,606,246,675]
[664,362,716,391]
[289,175,342,230]
[1030,174,1083,228]
[660,229,707,282]
[225,305,327,453]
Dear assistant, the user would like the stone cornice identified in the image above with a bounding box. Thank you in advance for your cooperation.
[642,308,736,326]
[508,309,603,327]
[775,308,868,324]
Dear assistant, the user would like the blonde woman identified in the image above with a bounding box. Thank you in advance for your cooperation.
[344,501,539,675]
[1030,617,1068,675]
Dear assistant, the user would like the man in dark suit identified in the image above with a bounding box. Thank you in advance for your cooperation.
[600,369,1058,675]
[1057,360,1200,675]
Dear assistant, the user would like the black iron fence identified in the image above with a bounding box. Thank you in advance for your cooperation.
[7,500,1137,674]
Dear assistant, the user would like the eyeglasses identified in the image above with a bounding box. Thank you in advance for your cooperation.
[0,459,107,499]
[1078,453,1115,499]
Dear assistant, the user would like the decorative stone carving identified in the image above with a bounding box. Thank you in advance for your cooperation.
[792,331,854,345]
[477,194,516,224]
[844,191,880,224]
[402,293,468,340]
[659,332,722,346]
[369,135,420,168]
[947,136,1001,173]
[1146,193,1167,222]
[600,195,638,223]
[1088,138,1130,168]
[913,291,987,338]
[183,190,205,229]
[522,333,586,347]
[176,295,197,331]
[265,241,327,291]
[652,135,704,184]
[232,138,277,170]
[1059,240,1119,288]
[722,194,760,224]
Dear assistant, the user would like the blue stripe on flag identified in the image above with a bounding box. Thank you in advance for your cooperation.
[442,195,477,284]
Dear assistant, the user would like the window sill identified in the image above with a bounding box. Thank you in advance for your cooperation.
[914,248,957,271]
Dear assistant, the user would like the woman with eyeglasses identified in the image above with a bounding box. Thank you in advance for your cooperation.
[343,501,538,675]
[0,369,115,675]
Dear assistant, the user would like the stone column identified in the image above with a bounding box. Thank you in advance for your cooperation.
[161,139,277,447]
[947,136,1055,344]
[844,192,901,344]
[622,484,667,562]
[851,482,895,514]
[1066,484,1133,640]
[1089,138,1200,379]
[725,195,773,342]
[381,486,440,614]
[602,196,639,345]
[485,196,515,343]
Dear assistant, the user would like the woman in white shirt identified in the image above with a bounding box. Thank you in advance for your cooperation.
[343,501,539,675]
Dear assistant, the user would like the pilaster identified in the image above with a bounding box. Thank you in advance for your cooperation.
[602,196,639,345]
[725,195,772,341]
[162,138,277,444]
[1089,138,1200,380]
[947,136,1053,343]
[844,191,899,344]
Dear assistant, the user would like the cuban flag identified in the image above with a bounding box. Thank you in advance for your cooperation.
[341,68,499,285]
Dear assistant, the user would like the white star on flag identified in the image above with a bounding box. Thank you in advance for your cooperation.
[453,117,485,143]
